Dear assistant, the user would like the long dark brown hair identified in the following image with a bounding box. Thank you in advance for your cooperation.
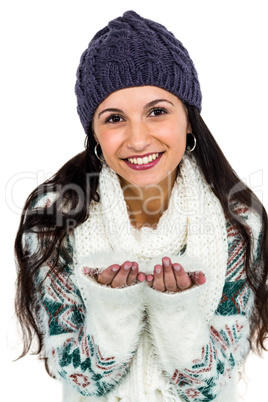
[14,105,268,371]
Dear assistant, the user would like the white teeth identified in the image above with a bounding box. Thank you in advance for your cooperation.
[143,156,149,164]
[127,153,159,165]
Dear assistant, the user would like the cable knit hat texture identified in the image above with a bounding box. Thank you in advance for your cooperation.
[75,10,202,135]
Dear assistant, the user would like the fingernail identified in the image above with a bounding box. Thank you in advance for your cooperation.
[162,257,170,268]
[132,262,138,271]
[173,263,181,272]
[155,265,162,274]
[112,265,120,272]
[123,261,132,270]
[139,273,146,282]
[147,275,154,281]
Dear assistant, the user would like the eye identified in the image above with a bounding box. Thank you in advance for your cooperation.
[149,107,168,117]
[105,114,124,124]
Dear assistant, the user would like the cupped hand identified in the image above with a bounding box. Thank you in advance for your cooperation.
[89,261,146,288]
[146,257,206,293]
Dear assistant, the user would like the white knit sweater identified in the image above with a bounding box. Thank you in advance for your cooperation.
[31,154,262,401]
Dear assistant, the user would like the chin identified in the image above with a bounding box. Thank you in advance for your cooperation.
[124,175,167,188]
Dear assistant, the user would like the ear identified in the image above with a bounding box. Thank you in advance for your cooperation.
[93,132,99,143]
[91,122,99,143]
[187,122,192,134]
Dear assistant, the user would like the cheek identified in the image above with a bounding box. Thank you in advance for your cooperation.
[162,126,187,149]
[97,132,122,159]
[157,116,187,140]
[161,127,187,167]
[96,133,125,177]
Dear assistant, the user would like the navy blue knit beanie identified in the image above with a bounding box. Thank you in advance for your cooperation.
[75,10,202,135]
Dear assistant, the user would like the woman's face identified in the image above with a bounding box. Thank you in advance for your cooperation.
[92,86,190,188]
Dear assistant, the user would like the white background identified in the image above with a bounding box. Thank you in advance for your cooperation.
[1,0,268,401]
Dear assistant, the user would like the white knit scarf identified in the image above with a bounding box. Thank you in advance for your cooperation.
[75,153,228,321]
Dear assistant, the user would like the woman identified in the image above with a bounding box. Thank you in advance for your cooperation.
[15,10,268,402]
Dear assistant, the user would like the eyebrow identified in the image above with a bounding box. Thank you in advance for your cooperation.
[97,98,174,119]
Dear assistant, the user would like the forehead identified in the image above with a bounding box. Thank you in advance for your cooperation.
[95,86,180,110]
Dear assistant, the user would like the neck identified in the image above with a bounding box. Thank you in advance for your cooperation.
[118,169,178,229]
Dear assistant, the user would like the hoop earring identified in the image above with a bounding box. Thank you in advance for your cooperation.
[186,132,197,152]
[94,143,105,162]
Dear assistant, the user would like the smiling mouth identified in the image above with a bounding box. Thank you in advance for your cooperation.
[125,152,163,165]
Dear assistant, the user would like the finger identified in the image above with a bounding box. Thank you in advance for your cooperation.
[97,264,120,285]
[162,257,178,292]
[173,263,193,290]
[126,262,139,286]
[153,264,165,292]
[190,271,206,286]
[146,274,154,287]
[137,272,146,283]
[111,261,132,288]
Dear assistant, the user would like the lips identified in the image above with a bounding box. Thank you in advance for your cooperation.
[126,152,160,165]
[123,152,164,171]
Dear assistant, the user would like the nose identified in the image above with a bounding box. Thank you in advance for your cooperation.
[126,121,151,152]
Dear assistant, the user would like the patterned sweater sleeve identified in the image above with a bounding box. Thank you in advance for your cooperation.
[26,197,145,398]
[145,206,262,401]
